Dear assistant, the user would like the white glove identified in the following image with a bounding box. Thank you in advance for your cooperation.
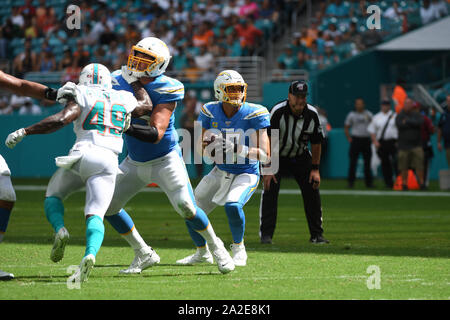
[57,81,77,105]
[213,136,235,154]
[121,65,138,84]
[5,128,26,149]
[123,112,132,132]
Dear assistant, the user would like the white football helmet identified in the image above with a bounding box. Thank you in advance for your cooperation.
[214,70,248,106]
[127,37,171,78]
[78,63,112,89]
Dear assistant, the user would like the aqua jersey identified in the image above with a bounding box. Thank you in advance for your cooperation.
[111,70,185,161]
[198,101,270,175]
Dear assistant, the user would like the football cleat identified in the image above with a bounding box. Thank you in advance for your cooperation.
[78,254,96,283]
[120,246,160,274]
[230,243,247,267]
[210,238,235,274]
[176,246,214,265]
[50,227,69,263]
[0,270,14,281]
[310,235,330,244]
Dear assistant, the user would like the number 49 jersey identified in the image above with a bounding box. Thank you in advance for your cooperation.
[72,85,138,154]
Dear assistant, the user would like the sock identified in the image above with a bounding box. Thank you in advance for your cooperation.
[44,197,65,233]
[224,202,245,244]
[0,207,12,238]
[85,215,105,257]
[186,206,218,247]
[185,220,207,247]
[105,209,148,250]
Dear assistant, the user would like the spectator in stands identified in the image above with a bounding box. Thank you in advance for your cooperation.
[307,19,320,41]
[183,56,202,83]
[392,78,408,114]
[260,0,280,24]
[73,40,90,68]
[296,51,308,70]
[38,7,57,35]
[437,95,450,168]
[18,97,41,116]
[368,99,398,189]
[344,98,374,188]
[194,45,215,74]
[431,0,449,19]
[173,2,189,24]
[61,60,81,84]
[321,44,340,69]
[193,22,215,47]
[24,17,39,39]
[224,33,243,57]
[324,23,341,40]
[325,0,339,17]
[235,18,263,56]
[38,47,56,73]
[0,96,13,115]
[89,15,115,45]
[290,32,305,55]
[336,0,351,17]
[239,0,260,20]
[384,1,403,20]
[395,98,426,190]
[277,45,298,70]
[18,0,36,20]
[12,40,37,78]
[421,0,439,25]
[2,18,24,40]
[222,0,241,18]
[300,27,313,48]
[11,6,25,29]
[416,103,435,188]
[8,94,29,114]
[342,21,359,42]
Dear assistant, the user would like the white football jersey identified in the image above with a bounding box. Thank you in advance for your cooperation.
[72,85,138,153]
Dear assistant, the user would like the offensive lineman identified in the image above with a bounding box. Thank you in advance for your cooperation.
[94,37,235,274]
[176,70,271,267]
[5,63,152,282]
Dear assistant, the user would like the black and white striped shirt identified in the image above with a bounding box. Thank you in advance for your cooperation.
[269,100,324,158]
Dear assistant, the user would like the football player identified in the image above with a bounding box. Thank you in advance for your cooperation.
[176,70,271,267]
[0,154,16,281]
[5,63,152,283]
[97,37,235,274]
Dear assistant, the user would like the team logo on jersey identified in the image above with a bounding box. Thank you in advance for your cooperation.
[212,122,218,128]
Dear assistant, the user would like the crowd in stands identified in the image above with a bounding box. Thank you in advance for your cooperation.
[0,0,296,84]
[276,0,449,75]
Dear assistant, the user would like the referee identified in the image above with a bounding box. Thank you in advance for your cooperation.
[259,80,328,244]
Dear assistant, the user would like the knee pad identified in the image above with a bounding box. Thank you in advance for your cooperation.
[0,176,16,202]
[177,199,196,219]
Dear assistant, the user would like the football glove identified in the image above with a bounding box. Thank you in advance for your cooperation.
[56,81,77,105]
[5,128,26,149]
[121,65,139,84]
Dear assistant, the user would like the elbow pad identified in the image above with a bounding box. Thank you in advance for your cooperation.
[125,124,159,143]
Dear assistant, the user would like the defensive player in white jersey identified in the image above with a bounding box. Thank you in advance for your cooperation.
[94,37,235,274]
[5,63,153,283]
[176,70,271,267]
[0,155,16,280]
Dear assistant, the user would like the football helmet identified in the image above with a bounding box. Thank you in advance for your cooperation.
[78,63,112,89]
[214,70,248,106]
[127,37,171,78]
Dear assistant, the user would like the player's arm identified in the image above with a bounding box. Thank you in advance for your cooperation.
[125,102,176,144]
[129,81,153,117]
[5,100,81,148]
[0,70,59,102]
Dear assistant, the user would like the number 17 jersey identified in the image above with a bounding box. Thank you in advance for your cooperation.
[72,85,138,154]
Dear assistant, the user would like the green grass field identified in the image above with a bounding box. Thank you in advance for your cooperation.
[1,178,450,300]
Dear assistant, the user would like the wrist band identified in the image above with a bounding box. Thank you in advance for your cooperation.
[44,87,57,101]
[311,164,319,170]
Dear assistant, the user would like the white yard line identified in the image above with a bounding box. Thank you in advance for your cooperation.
[13,185,450,197]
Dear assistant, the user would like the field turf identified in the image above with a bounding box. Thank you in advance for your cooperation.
[1,178,449,300]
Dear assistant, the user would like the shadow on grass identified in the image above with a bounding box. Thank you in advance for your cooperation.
[4,234,450,260]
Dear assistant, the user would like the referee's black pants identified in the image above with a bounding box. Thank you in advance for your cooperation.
[376,139,398,188]
[259,155,324,240]
[348,136,373,187]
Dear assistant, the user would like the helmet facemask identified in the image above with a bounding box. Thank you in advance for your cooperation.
[127,46,165,77]
[219,83,248,106]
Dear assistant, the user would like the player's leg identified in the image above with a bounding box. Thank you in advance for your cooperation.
[154,151,234,273]
[45,166,84,262]
[0,166,16,280]
[224,173,259,266]
[177,167,221,265]
[104,157,159,274]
